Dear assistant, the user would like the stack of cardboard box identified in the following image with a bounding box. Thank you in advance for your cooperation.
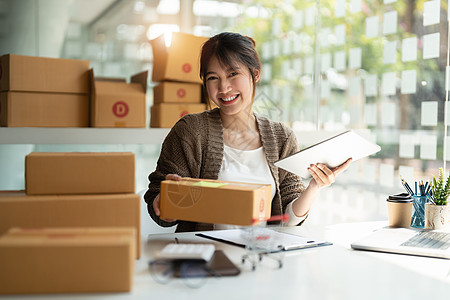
[0,54,90,127]
[150,32,209,128]
[0,54,149,128]
[0,152,140,294]
[90,70,148,128]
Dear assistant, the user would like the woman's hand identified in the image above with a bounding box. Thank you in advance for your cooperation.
[153,174,182,222]
[308,158,352,189]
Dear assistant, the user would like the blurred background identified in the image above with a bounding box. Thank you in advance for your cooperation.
[0,0,448,228]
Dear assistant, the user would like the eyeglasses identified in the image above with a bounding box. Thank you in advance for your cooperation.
[148,259,221,289]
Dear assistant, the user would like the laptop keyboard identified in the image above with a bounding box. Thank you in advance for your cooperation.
[401,231,450,250]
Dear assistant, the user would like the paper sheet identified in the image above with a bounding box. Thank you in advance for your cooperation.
[399,134,415,158]
[196,228,332,252]
[383,41,397,64]
[365,74,378,97]
[381,102,396,126]
[402,37,417,62]
[421,101,438,126]
[383,11,398,35]
[321,53,331,73]
[292,10,304,29]
[364,103,377,125]
[423,33,440,59]
[401,70,417,94]
[380,164,394,187]
[305,7,315,26]
[349,47,362,69]
[334,51,346,71]
[366,16,379,38]
[382,72,396,96]
[424,0,440,26]
[321,27,331,47]
[335,0,346,17]
[350,0,362,13]
[398,165,414,188]
[335,24,346,45]
[349,76,361,96]
[420,135,437,160]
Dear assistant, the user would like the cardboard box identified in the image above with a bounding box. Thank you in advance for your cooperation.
[0,227,135,294]
[150,32,208,83]
[90,70,147,128]
[153,81,202,104]
[160,178,272,226]
[25,152,135,195]
[0,191,141,258]
[0,54,90,94]
[0,91,89,127]
[150,103,207,128]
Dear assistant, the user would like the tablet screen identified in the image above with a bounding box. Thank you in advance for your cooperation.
[274,130,381,178]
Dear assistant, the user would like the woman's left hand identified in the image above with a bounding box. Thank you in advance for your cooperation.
[308,158,352,188]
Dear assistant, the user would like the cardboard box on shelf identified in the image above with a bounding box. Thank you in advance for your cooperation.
[0,91,89,127]
[90,70,147,128]
[0,191,141,258]
[160,178,272,226]
[0,227,135,294]
[0,54,90,94]
[150,103,207,128]
[153,81,202,104]
[25,152,135,195]
[150,32,208,83]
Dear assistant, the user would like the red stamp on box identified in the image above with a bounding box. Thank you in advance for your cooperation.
[112,101,129,118]
[177,88,186,98]
[179,110,189,118]
[182,63,192,73]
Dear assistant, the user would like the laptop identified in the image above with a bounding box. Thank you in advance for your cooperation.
[351,227,450,259]
[274,130,381,178]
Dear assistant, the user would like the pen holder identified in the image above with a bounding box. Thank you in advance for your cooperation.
[410,195,427,228]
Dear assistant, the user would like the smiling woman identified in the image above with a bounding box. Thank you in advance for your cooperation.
[144,32,352,232]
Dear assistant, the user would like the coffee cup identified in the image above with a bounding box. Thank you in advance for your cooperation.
[387,193,413,228]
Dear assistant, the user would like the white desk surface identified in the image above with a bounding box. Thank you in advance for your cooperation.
[2,221,450,300]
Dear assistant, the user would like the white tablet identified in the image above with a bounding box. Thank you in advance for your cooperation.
[274,130,381,178]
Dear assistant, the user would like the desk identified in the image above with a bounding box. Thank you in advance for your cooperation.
[2,221,450,300]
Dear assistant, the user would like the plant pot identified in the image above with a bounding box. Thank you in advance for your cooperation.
[424,203,449,230]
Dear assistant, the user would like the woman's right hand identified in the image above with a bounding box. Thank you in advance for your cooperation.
[153,174,182,222]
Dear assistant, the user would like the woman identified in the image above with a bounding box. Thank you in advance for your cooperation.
[144,32,351,232]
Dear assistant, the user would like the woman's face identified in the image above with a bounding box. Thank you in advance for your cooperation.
[205,56,259,117]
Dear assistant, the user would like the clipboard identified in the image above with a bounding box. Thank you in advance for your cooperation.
[196,229,332,253]
[274,130,381,178]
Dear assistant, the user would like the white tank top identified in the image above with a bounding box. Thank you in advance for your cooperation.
[218,145,276,200]
[215,144,306,229]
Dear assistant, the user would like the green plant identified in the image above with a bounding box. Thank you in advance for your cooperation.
[430,168,450,205]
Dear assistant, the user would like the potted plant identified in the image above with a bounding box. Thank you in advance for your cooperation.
[426,168,450,230]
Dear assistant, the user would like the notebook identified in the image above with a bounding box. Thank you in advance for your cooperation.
[350,228,450,259]
[274,130,381,178]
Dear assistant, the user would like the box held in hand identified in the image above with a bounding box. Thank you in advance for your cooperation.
[160,178,272,226]
[25,152,135,195]
[0,227,135,294]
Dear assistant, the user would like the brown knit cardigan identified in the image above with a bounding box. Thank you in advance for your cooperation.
[144,108,306,232]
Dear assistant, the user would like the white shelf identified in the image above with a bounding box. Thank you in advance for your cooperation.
[0,127,171,144]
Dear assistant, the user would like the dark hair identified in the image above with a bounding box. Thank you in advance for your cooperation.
[199,32,262,94]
